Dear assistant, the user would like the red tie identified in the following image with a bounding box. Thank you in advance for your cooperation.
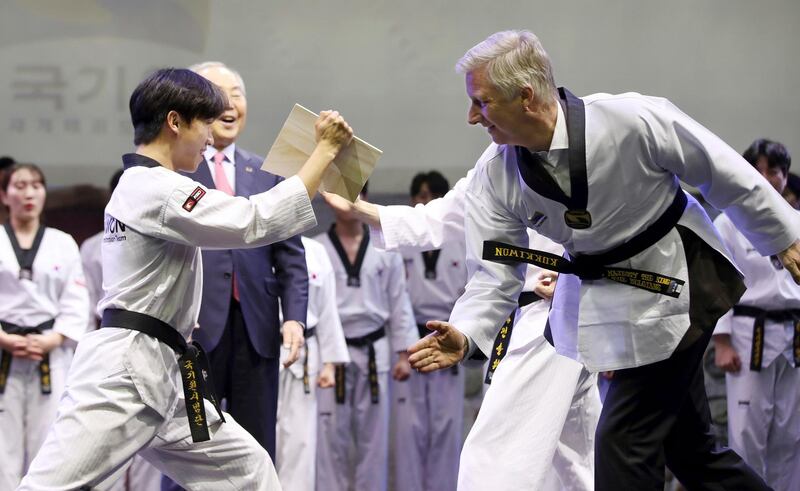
[212,152,239,301]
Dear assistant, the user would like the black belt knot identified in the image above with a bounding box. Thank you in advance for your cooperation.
[0,319,55,395]
[101,308,225,443]
[732,305,800,371]
[338,326,386,404]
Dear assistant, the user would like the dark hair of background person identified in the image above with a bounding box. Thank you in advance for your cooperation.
[2,163,46,192]
[129,68,226,146]
[742,138,791,174]
[0,156,16,172]
[410,170,450,198]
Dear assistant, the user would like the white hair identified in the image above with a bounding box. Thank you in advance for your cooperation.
[189,61,246,96]
[456,30,556,102]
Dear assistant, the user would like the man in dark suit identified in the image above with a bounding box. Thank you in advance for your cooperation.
[171,61,308,466]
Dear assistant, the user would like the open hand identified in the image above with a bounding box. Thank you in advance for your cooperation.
[407,321,467,373]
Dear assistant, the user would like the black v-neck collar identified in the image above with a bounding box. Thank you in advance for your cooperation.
[328,223,370,287]
[122,153,161,170]
[421,250,441,280]
[4,222,45,280]
[515,87,591,229]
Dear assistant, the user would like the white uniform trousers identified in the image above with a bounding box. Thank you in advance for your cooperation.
[726,354,800,491]
[17,330,280,491]
[106,456,162,491]
[0,350,69,491]
[275,362,318,491]
[458,336,600,491]
[391,367,464,491]
[316,361,390,491]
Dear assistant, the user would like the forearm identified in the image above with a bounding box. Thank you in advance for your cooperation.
[297,142,340,198]
[353,199,381,228]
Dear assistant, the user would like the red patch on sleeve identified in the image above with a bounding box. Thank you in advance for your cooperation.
[182,186,206,212]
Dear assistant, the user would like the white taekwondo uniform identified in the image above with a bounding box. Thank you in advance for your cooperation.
[19,153,318,491]
[373,173,600,491]
[451,89,798,489]
[79,230,103,330]
[79,229,163,491]
[275,236,349,491]
[0,225,89,491]
[391,233,467,491]
[314,225,417,491]
[713,211,800,491]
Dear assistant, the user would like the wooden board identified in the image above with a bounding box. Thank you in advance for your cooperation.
[262,104,382,202]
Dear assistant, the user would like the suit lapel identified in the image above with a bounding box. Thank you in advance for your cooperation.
[234,148,256,198]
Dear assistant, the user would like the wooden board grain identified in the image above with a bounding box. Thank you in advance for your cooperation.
[262,104,381,201]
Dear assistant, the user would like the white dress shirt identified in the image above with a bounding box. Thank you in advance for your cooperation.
[204,143,237,191]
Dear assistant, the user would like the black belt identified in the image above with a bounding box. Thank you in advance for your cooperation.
[337,326,386,404]
[732,305,800,371]
[485,292,543,384]
[417,323,459,376]
[0,319,55,394]
[303,327,317,394]
[483,188,688,298]
[101,309,225,443]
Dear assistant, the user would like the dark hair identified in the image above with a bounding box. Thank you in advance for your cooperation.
[109,168,124,193]
[129,68,226,145]
[0,156,16,171]
[410,171,450,199]
[2,163,46,192]
[742,138,791,175]
[786,173,800,195]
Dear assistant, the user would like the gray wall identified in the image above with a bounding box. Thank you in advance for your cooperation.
[1,0,798,191]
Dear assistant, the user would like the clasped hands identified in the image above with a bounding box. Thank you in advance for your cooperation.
[0,330,63,361]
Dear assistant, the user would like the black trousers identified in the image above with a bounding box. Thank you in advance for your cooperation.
[209,300,279,459]
[595,227,771,490]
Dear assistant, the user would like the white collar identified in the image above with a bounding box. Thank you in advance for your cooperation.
[204,143,236,164]
[531,102,568,168]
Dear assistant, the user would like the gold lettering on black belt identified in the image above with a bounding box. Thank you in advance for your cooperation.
[303,347,311,394]
[100,309,225,443]
[733,306,800,371]
[485,313,515,385]
[343,326,386,404]
[367,344,379,403]
[303,327,316,395]
[178,344,226,443]
[484,292,543,385]
[335,364,346,404]
[0,320,54,394]
[482,240,685,298]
